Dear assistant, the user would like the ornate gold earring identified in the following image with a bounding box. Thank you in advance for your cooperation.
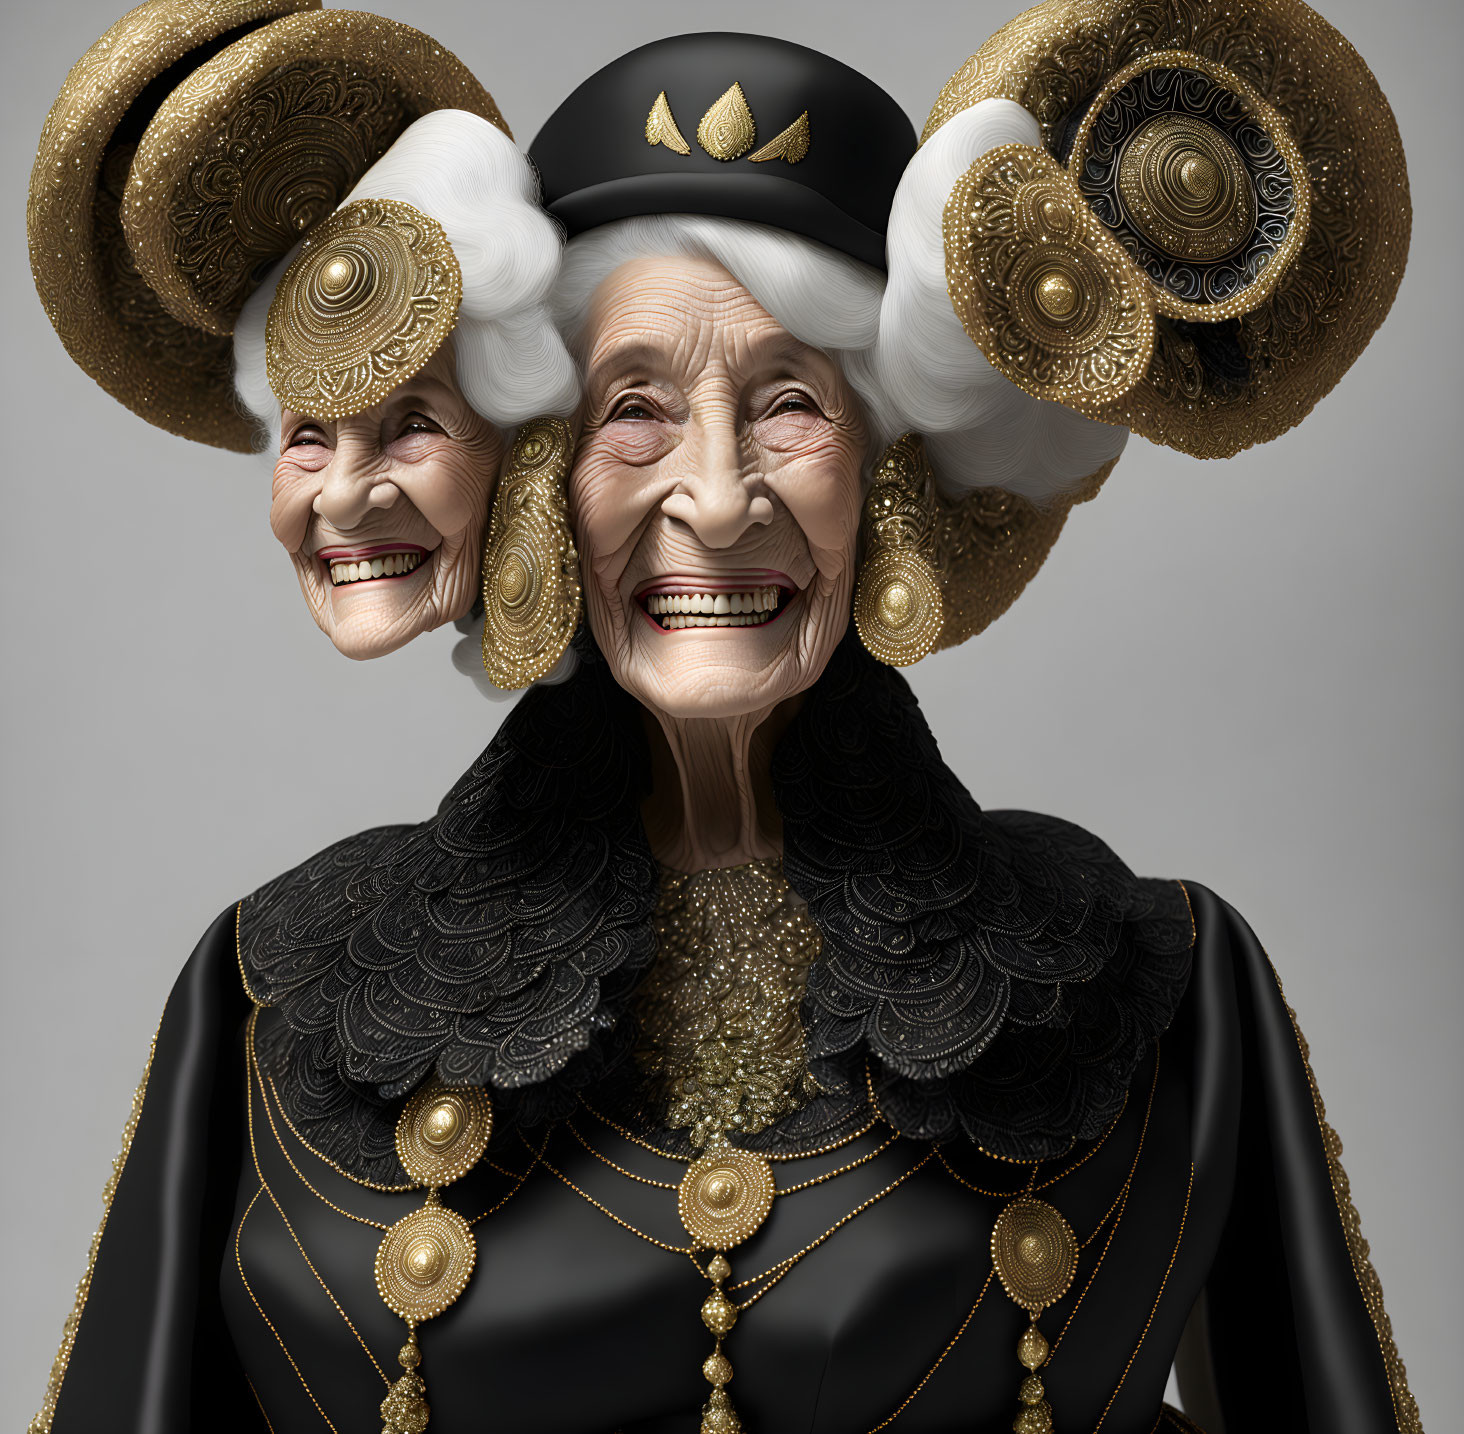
[480,415,582,690]
[853,434,945,666]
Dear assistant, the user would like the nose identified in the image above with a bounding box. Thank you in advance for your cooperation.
[660,425,773,549]
[313,453,401,530]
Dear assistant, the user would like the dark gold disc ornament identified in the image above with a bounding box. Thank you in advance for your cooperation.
[480,417,583,690]
[678,1143,776,1252]
[990,1197,1079,1434]
[923,0,1410,458]
[266,197,462,420]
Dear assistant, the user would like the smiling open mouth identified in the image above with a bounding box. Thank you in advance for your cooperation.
[321,545,427,588]
[637,580,794,631]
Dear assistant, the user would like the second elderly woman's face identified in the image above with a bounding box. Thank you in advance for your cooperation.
[270,344,503,660]
[571,256,868,720]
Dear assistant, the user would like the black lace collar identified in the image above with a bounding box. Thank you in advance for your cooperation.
[241,635,1193,1182]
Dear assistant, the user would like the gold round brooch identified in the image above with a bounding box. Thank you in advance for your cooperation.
[991,1197,1079,1314]
[375,1198,477,1323]
[396,1081,494,1189]
[265,195,462,420]
[678,1144,776,1251]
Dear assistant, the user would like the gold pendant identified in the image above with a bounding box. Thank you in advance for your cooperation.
[991,1198,1077,1434]
[397,1082,494,1187]
[375,1196,477,1323]
[380,1331,430,1434]
[698,1253,742,1433]
[678,1142,775,1250]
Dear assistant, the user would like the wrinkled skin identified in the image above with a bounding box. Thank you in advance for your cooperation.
[571,257,869,869]
[270,344,503,660]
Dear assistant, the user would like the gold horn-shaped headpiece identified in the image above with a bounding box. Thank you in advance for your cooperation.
[928,0,1409,458]
[28,0,508,451]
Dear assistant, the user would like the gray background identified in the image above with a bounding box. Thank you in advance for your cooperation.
[2,0,1458,1426]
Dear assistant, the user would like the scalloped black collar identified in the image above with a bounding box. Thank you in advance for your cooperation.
[240,636,1193,1183]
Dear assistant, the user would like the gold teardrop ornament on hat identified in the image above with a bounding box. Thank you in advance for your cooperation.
[480,416,583,690]
[991,1197,1079,1434]
[371,1080,493,1432]
[265,197,462,420]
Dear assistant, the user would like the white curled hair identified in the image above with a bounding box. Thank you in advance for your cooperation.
[550,98,1127,503]
[232,108,579,437]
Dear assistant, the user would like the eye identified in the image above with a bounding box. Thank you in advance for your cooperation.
[610,394,659,422]
[285,425,328,451]
[766,390,820,418]
[397,412,442,438]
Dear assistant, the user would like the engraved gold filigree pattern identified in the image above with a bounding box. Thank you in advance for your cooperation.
[1068,51,1311,322]
[27,0,310,453]
[122,9,505,338]
[29,1019,161,1434]
[1274,971,1423,1434]
[632,860,821,1146]
[265,197,461,419]
[854,434,945,666]
[479,416,583,690]
[678,1144,776,1250]
[374,1197,477,1323]
[698,82,757,161]
[944,144,1156,411]
[991,1198,1080,1312]
[748,111,811,165]
[1116,114,1254,262]
[920,0,1410,457]
[646,90,692,155]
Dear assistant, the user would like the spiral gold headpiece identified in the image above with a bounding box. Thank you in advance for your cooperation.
[928,0,1408,458]
[28,0,507,451]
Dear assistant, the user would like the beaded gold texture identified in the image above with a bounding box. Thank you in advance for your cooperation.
[944,144,1156,413]
[854,435,946,666]
[991,1198,1079,1311]
[374,1198,477,1323]
[678,1145,777,1250]
[921,0,1411,458]
[857,434,1114,663]
[265,197,462,420]
[29,1020,161,1434]
[26,0,311,454]
[396,1082,494,1189]
[479,416,583,690]
[1274,968,1423,1433]
[121,9,506,339]
[632,859,822,1145]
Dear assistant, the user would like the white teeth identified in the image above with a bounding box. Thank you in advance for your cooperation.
[329,551,422,586]
[640,584,788,628]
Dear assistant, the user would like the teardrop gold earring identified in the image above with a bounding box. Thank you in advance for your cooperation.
[480,415,583,691]
[853,433,945,666]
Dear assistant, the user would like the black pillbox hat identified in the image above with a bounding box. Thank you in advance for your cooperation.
[530,32,917,270]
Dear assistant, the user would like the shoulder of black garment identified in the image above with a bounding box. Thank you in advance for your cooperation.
[240,631,1194,1184]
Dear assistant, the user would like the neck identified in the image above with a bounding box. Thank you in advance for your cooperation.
[640,700,800,871]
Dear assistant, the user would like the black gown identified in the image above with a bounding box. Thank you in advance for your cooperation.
[35,639,1419,1434]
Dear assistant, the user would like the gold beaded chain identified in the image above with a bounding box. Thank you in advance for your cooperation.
[581,1098,880,1162]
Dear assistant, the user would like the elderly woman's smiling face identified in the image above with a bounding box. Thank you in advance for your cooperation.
[270,344,503,660]
[571,256,868,719]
